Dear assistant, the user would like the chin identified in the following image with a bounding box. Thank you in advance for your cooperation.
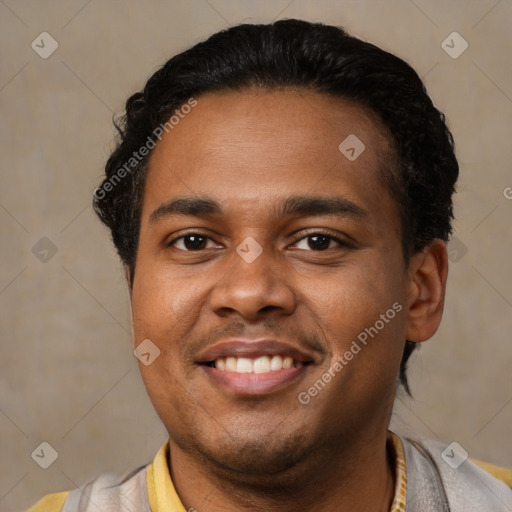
[189,428,315,479]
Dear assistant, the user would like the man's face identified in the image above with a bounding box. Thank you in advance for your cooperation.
[131,90,412,475]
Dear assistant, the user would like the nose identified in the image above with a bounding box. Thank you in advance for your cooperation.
[209,240,296,321]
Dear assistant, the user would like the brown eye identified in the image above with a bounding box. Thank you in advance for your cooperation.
[169,234,211,251]
[294,233,347,251]
[307,235,331,250]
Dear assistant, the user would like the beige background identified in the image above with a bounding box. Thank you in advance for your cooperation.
[1,1,511,510]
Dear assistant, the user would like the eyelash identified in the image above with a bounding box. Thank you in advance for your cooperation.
[167,230,352,252]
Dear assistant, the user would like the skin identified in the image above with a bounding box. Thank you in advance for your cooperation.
[128,89,448,512]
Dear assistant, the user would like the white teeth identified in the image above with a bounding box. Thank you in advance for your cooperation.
[282,356,293,369]
[213,355,304,373]
[253,356,270,373]
[270,355,283,370]
[225,356,237,372]
[236,357,253,373]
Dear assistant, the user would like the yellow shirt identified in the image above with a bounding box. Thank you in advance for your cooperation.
[26,431,510,512]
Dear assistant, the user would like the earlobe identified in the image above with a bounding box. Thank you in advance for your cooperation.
[405,239,449,343]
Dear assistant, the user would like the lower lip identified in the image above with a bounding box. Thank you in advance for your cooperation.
[201,365,308,395]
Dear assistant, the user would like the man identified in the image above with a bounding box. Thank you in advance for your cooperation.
[28,19,511,512]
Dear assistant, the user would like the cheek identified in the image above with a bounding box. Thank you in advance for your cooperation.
[131,273,165,337]
[310,262,402,331]
[130,261,211,376]
[311,266,407,395]
[132,263,192,324]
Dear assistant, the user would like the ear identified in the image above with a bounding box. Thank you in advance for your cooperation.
[405,239,449,343]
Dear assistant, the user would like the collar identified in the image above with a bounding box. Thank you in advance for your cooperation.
[387,430,407,512]
[147,430,407,512]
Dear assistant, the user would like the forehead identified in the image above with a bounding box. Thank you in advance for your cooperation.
[143,89,396,225]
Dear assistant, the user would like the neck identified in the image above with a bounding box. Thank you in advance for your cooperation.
[168,430,396,512]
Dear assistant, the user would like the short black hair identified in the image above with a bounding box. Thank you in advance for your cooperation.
[93,19,459,393]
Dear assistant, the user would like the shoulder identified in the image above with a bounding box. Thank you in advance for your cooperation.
[26,491,69,512]
[25,464,150,512]
[471,458,512,487]
[25,441,169,512]
[400,435,512,511]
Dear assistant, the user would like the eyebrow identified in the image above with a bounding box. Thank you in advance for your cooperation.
[149,195,368,224]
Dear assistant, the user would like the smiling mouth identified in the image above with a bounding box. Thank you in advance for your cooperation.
[203,355,311,373]
[197,339,318,395]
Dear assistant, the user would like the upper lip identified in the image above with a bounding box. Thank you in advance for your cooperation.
[196,338,319,364]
